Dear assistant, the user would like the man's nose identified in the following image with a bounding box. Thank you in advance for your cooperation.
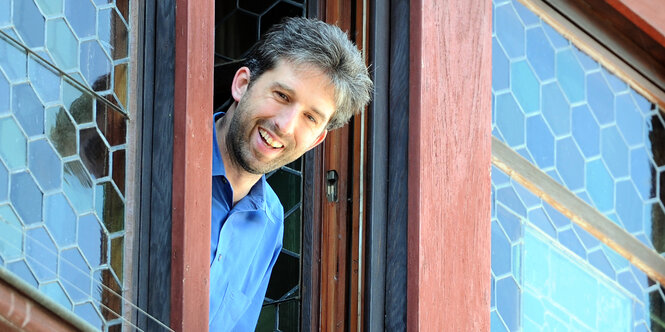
[274,106,299,135]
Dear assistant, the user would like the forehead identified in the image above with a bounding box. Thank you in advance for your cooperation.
[261,60,337,115]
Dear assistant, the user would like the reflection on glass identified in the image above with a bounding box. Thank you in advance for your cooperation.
[492,0,665,255]
[45,106,77,158]
[63,160,94,213]
[95,182,124,234]
[492,166,665,331]
[96,99,127,147]
[80,127,110,179]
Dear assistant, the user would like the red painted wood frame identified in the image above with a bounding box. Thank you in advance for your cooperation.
[408,0,492,330]
[171,0,214,330]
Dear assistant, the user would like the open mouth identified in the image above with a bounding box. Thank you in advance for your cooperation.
[258,128,284,149]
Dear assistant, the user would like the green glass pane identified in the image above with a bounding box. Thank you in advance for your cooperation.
[278,300,300,332]
[265,252,299,300]
[95,182,124,234]
[283,207,301,254]
[255,304,276,331]
[45,106,77,158]
[46,18,79,71]
[92,268,122,323]
[267,169,301,214]
[110,236,123,283]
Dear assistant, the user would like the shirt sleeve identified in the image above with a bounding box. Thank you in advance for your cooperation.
[232,227,283,331]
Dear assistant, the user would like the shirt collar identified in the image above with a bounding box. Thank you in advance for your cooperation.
[212,112,267,210]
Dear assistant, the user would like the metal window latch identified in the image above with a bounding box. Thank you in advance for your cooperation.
[326,170,338,202]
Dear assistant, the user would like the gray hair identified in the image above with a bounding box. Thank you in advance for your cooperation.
[244,17,373,130]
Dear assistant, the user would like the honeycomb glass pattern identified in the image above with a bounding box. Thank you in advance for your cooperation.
[491,167,665,331]
[1,0,130,112]
[0,1,130,329]
[216,1,307,330]
[492,0,665,255]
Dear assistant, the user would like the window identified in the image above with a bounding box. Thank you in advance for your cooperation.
[491,0,665,330]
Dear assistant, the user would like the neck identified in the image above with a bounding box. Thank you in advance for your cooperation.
[216,107,262,205]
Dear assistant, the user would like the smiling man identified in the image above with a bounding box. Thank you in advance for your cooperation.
[209,17,372,330]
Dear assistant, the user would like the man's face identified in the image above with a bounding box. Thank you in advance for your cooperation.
[226,60,335,175]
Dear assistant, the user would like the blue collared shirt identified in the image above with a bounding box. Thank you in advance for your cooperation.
[209,112,284,331]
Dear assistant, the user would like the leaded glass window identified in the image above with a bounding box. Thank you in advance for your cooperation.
[215,1,307,331]
[0,0,133,329]
[491,0,665,330]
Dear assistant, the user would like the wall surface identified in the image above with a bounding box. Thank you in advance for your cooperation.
[408,0,493,330]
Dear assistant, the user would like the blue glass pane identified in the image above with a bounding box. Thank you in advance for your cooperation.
[0,162,7,202]
[46,18,79,71]
[40,281,73,310]
[12,83,45,136]
[28,55,61,104]
[62,79,93,124]
[615,93,644,146]
[0,1,9,27]
[525,115,554,168]
[0,205,24,261]
[60,248,92,303]
[74,302,103,330]
[44,193,77,247]
[496,186,526,217]
[523,289,545,326]
[10,171,43,225]
[557,228,585,258]
[492,220,512,277]
[630,147,656,201]
[495,93,525,147]
[556,48,585,103]
[492,37,510,92]
[541,82,570,137]
[0,35,28,83]
[35,0,64,17]
[586,72,614,125]
[25,226,58,283]
[495,4,525,59]
[79,40,112,90]
[596,283,632,330]
[496,204,521,243]
[13,0,45,48]
[555,137,584,190]
[602,68,628,94]
[527,208,556,238]
[65,0,96,39]
[526,27,555,81]
[571,105,600,158]
[511,61,539,114]
[78,213,107,268]
[512,0,538,27]
[63,160,94,213]
[28,139,62,192]
[496,276,520,331]
[7,259,38,288]
[600,126,629,178]
[587,249,615,279]
[585,159,613,212]
[0,72,9,115]
[615,180,642,233]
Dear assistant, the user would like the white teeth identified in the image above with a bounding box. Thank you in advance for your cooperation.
[259,129,283,148]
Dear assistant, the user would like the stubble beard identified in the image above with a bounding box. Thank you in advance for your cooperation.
[225,98,294,175]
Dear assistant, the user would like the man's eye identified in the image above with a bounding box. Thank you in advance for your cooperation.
[306,114,317,123]
[275,92,289,101]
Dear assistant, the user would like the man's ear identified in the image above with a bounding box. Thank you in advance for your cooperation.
[231,67,251,102]
[308,129,328,150]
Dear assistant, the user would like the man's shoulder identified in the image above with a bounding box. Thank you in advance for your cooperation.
[262,178,284,224]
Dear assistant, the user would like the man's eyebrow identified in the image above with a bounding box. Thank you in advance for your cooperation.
[272,82,295,96]
[272,82,328,121]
